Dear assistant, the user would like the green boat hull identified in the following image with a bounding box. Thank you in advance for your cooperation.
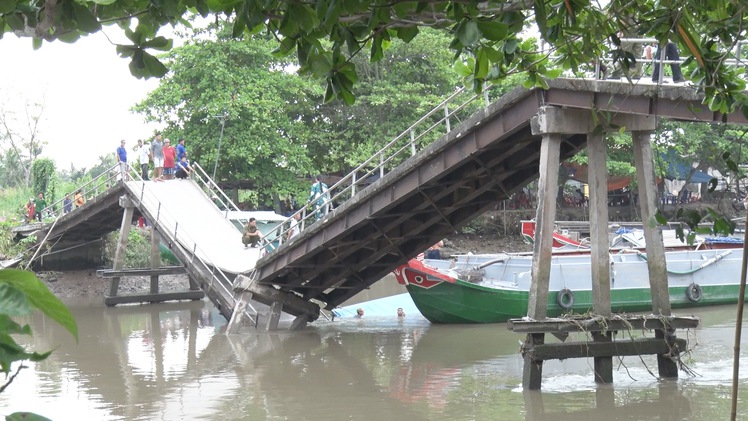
[406,280,746,324]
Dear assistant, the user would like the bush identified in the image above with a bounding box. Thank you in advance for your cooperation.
[103,228,161,268]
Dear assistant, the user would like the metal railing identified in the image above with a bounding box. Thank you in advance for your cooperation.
[122,166,257,319]
[191,162,242,214]
[40,164,122,219]
[40,161,257,321]
[265,83,497,250]
[589,38,747,81]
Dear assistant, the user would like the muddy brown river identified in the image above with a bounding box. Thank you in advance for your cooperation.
[1,296,747,420]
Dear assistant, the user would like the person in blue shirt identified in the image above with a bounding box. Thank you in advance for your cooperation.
[176,138,187,162]
[63,194,72,214]
[308,174,330,222]
[175,155,193,179]
[116,139,129,181]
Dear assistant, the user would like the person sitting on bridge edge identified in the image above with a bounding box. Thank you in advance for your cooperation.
[175,155,193,179]
[242,217,264,248]
[309,174,330,222]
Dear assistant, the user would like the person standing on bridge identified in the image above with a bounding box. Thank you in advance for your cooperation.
[63,194,72,214]
[116,139,129,181]
[650,41,684,83]
[33,193,46,222]
[176,138,187,163]
[74,190,85,208]
[151,133,164,182]
[136,139,151,180]
[25,198,35,223]
[162,139,177,180]
[309,174,330,222]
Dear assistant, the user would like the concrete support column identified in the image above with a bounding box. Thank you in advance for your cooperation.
[150,228,160,294]
[587,132,611,317]
[527,132,561,320]
[631,130,671,316]
[109,196,135,299]
[263,301,283,331]
[632,129,677,379]
[587,131,614,384]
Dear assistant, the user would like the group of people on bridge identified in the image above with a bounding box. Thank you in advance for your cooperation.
[116,134,194,182]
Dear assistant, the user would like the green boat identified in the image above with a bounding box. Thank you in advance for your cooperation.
[393,248,744,324]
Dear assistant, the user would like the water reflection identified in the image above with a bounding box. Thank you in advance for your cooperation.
[2,300,748,420]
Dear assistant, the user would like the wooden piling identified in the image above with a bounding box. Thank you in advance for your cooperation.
[108,199,134,299]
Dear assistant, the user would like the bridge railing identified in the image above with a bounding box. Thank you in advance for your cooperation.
[123,167,256,319]
[266,83,496,249]
[579,37,747,81]
[40,164,122,219]
[190,162,242,214]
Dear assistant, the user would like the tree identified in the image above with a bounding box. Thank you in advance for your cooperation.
[3,0,745,112]
[135,26,476,208]
[31,158,56,207]
[0,96,46,188]
[133,30,323,208]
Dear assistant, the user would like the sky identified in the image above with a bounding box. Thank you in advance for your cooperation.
[0,31,161,171]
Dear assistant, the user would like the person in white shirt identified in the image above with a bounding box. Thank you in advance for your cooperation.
[287,213,301,240]
[136,139,151,180]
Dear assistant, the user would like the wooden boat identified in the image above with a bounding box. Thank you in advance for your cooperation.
[394,248,744,324]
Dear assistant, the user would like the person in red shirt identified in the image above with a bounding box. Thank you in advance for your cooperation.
[162,139,177,180]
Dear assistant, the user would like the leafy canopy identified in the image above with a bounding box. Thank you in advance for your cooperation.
[3,0,747,111]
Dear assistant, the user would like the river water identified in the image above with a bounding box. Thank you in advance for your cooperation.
[2,295,748,420]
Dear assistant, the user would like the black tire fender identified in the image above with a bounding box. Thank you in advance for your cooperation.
[557,288,575,310]
[686,283,703,303]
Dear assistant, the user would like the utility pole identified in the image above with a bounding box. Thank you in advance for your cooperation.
[212,114,227,180]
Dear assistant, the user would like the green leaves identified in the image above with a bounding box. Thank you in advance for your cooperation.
[0,269,77,340]
[117,26,173,79]
[455,20,481,48]
[0,0,16,14]
[0,268,76,398]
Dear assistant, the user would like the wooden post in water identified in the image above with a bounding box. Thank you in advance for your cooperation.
[587,131,613,383]
[632,129,677,377]
[108,196,134,299]
[150,227,160,294]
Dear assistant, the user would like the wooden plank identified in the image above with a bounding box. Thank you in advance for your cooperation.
[632,130,671,315]
[97,266,187,277]
[103,290,204,306]
[507,316,699,333]
[587,132,611,317]
[525,337,687,360]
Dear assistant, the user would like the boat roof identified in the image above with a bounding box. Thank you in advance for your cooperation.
[225,210,287,222]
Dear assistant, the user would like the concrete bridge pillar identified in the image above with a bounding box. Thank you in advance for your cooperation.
[524,106,672,389]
